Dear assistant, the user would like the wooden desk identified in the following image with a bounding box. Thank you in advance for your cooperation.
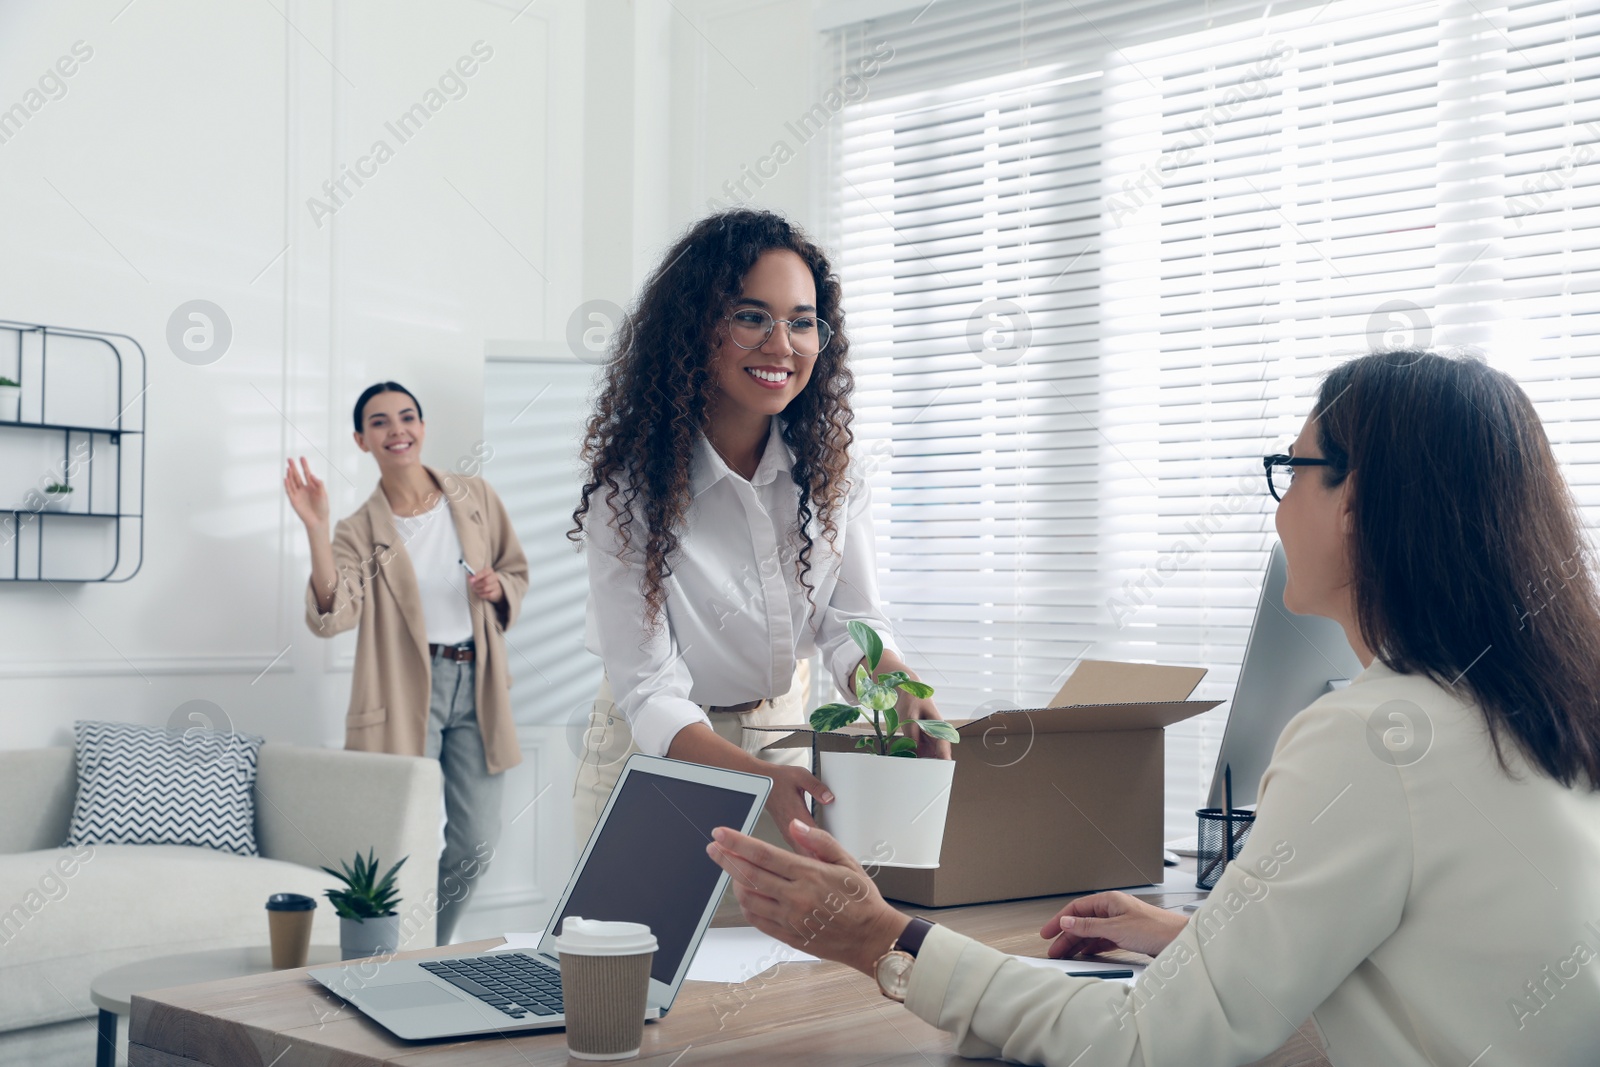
[129,891,1329,1066]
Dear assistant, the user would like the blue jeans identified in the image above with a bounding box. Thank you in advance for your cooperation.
[424,652,504,945]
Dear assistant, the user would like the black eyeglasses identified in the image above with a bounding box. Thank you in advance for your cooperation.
[1262,454,1335,501]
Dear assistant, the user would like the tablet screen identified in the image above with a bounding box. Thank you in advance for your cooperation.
[551,769,755,984]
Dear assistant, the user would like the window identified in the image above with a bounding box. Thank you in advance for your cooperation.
[824,0,1600,840]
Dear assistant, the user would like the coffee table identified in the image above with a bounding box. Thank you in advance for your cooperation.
[90,944,340,1067]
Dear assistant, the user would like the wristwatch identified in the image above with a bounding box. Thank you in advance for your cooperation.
[873,916,935,1003]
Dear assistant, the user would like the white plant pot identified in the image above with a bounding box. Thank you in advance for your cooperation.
[0,385,18,422]
[43,493,72,512]
[340,915,401,960]
[817,749,956,869]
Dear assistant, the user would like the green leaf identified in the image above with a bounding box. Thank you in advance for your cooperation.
[322,850,407,917]
[875,670,911,689]
[810,702,862,733]
[888,736,917,757]
[863,683,898,713]
[918,719,961,743]
[848,620,883,671]
[883,707,899,740]
[853,663,873,701]
[854,735,877,751]
[896,679,935,700]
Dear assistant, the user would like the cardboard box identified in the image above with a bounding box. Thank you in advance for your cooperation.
[757,660,1221,907]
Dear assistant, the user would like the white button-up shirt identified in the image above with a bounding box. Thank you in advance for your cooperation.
[583,418,897,758]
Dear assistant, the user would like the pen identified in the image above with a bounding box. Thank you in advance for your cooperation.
[1223,763,1234,866]
[459,558,476,577]
[1065,968,1135,979]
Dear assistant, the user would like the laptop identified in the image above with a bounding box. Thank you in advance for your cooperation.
[309,754,771,1041]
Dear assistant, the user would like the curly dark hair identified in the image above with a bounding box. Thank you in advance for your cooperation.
[569,209,855,629]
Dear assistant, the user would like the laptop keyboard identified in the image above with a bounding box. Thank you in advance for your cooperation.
[419,952,565,1019]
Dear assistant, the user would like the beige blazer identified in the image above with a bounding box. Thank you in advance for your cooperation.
[304,466,529,775]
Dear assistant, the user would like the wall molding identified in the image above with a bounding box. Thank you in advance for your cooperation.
[0,654,296,679]
[466,886,547,910]
[484,339,579,363]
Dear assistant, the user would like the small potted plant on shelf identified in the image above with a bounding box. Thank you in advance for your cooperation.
[0,376,18,422]
[807,621,961,869]
[42,483,73,512]
[322,849,408,959]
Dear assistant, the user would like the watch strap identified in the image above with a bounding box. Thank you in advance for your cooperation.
[895,916,935,958]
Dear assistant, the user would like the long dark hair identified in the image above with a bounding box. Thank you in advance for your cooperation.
[568,209,855,628]
[1314,349,1600,789]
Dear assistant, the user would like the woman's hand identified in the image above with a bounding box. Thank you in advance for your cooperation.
[765,764,833,849]
[899,695,954,760]
[667,726,832,851]
[1039,890,1189,960]
[468,567,504,603]
[707,819,909,976]
[284,457,329,532]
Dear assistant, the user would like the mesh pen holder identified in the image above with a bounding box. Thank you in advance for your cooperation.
[1194,807,1256,890]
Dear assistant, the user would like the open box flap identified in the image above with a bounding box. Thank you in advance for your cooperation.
[751,697,1221,748]
[954,698,1221,735]
[1049,660,1206,706]
[751,658,1216,750]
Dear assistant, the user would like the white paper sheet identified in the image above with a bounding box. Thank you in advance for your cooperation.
[1119,864,1205,897]
[684,927,819,983]
[490,928,818,984]
[492,930,545,953]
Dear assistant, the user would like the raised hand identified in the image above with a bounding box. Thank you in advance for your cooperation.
[284,457,329,531]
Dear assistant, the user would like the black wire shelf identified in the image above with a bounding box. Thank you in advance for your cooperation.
[5,509,141,518]
[0,419,143,438]
[0,318,146,582]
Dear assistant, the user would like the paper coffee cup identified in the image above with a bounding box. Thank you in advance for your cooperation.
[265,893,317,969]
[556,917,657,1061]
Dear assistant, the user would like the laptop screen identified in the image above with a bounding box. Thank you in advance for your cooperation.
[551,768,756,984]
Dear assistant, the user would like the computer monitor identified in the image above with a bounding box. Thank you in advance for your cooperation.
[1205,540,1365,810]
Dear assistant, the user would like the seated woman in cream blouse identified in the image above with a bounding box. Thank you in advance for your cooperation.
[707,349,1600,1067]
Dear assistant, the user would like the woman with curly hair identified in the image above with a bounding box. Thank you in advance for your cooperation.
[569,209,951,849]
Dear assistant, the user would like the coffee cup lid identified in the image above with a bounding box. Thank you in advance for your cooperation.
[554,916,657,956]
[266,892,317,911]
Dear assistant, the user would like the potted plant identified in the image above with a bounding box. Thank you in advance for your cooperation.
[322,849,408,959]
[808,621,961,869]
[0,376,18,422]
[42,483,72,512]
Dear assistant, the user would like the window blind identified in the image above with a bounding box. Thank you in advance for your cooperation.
[825,0,1600,841]
[483,356,604,729]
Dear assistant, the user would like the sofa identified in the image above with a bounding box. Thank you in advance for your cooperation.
[0,743,442,1067]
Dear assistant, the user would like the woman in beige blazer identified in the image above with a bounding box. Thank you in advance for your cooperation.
[285,382,529,945]
[705,350,1600,1066]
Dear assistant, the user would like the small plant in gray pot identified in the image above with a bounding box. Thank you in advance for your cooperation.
[42,483,73,512]
[322,849,407,960]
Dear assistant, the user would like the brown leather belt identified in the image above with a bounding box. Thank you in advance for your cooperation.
[709,698,765,714]
[429,642,475,662]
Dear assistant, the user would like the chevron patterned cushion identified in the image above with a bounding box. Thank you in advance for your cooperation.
[64,720,265,856]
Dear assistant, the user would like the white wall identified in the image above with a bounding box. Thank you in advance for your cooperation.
[0,0,834,938]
